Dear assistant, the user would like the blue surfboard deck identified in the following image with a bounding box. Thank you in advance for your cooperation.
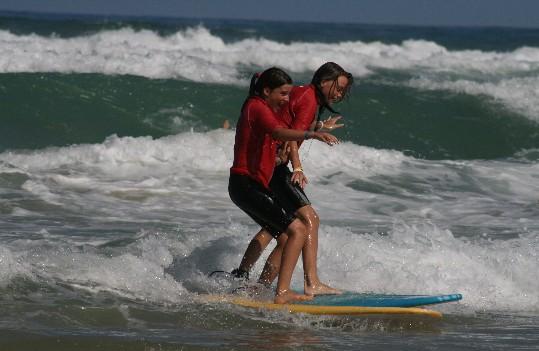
[299,293,462,307]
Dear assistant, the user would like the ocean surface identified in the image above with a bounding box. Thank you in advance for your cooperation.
[1,12,538,350]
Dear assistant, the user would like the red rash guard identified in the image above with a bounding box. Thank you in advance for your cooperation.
[230,96,284,189]
[279,84,320,133]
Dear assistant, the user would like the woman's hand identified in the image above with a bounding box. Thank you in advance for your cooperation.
[311,131,339,146]
[321,115,344,131]
[291,169,308,189]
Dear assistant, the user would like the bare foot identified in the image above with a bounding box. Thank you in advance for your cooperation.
[304,282,342,296]
[274,289,313,304]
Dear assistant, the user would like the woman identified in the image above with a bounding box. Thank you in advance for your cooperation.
[232,62,353,296]
[229,67,339,304]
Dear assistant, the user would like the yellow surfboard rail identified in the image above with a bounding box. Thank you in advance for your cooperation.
[201,294,443,318]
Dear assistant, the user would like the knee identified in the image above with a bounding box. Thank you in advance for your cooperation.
[298,207,320,228]
[286,219,307,240]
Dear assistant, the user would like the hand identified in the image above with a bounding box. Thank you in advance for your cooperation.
[322,115,344,131]
[291,170,308,189]
[276,142,290,165]
[312,132,339,146]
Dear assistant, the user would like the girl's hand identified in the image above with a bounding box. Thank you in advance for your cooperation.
[321,115,344,131]
[291,169,309,189]
[311,131,339,146]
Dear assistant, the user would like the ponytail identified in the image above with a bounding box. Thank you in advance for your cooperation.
[248,72,260,97]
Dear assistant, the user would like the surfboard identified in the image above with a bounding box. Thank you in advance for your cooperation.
[205,271,461,317]
[200,293,462,318]
[301,292,462,308]
[228,296,443,317]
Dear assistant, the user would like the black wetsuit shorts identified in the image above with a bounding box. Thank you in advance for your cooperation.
[269,164,311,214]
[229,173,296,238]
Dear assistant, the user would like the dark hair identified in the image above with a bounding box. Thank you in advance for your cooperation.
[311,62,353,117]
[241,67,293,113]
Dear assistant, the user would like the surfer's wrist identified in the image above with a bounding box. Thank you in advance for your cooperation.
[304,131,314,140]
[293,167,303,173]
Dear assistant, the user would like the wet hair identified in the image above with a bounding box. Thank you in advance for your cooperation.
[311,62,353,117]
[241,67,293,113]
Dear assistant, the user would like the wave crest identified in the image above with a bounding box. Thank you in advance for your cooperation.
[2,26,539,83]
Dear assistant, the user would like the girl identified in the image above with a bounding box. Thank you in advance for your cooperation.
[232,63,353,296]
[228,67,339,304]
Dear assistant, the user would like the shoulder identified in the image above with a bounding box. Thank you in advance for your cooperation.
[291,85,316,104]
[244,97,271,116]
[244,97,279,128]
[290,85,317,111]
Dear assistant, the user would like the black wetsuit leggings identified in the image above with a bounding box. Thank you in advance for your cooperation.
[229,165,312,238]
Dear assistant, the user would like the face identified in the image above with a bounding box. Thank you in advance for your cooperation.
[320,75,349,104]
[264,84,292,111]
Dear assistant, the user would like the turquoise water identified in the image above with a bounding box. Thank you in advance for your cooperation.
[3,71,539,159]
[1,12,538,350]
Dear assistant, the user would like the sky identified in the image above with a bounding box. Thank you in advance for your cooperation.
[1,0,539,28]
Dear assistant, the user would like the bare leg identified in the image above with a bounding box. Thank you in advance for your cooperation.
[298,206,341,296]
[256,206,341,295]
[237,229,273,274]
[258,234,287,286]
[274,219,313,304]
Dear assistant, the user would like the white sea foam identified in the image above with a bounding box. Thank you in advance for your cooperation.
[1,232,187,303]
[2,27,539,81]
[315,222,539,312]
[3,219,536,311]
[1,131,538,223]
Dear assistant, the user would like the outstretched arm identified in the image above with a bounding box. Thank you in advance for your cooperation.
[272,128,339,146]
